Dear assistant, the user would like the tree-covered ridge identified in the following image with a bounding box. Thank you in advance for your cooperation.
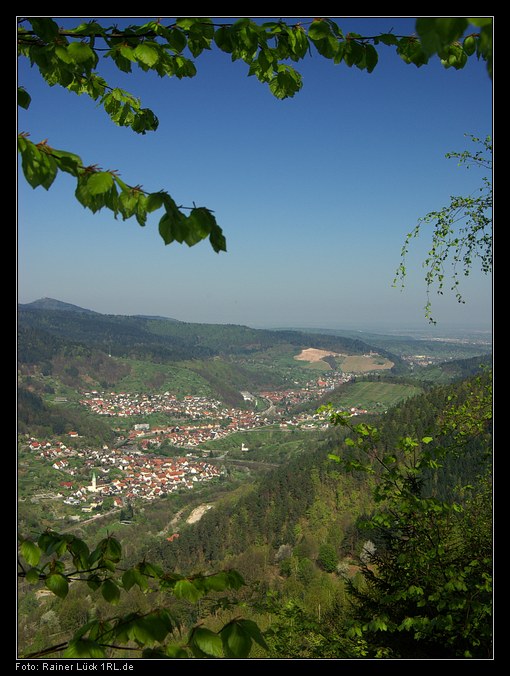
[159,373,491,573]
[18,387,114,443]
[18,303,393,362]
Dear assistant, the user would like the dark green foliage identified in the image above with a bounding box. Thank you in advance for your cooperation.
[17,387,114,442]
[317,543,339,573]
[326,372,492,659]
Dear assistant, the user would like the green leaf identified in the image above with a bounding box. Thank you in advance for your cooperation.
[87,171,115,195]
[168,28,187,53]
[220,620,252,658]
[26,567,41,584]
[308,20,332,41]
[28,18,60,41]
[214,26,234,53]
[192,627,224,657]
[20,539,41,566]
[158,205,187,246]
[416,18,468,57]
[104,536,122,562]
[68,537,90,570]
[101,578,121,604]
[164,645,189,658]
[119,45,137,62]
[134,43,160,67]
[18,139,58,190]
[468,18,493,27]
[209,224,227,253]
[87,574,102,591]
[143,610,173,642]
[378,33,399,46]
[118,189,139,219]
[46,573,69,599]
[67,41,96,65]
[174,579,203,602]
[146,191,165,212]
[64,638,105,659]
[364,44,379,73]
[121,568,136,591]
[51,148,82,176]
[18,87,31,109]
[38,530,67,556]
[236,619,268,650]
[269,65,302,99]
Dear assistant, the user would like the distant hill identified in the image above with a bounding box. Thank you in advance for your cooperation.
[413,353,492,383]
[18,299,399,365]
[19,298,99,314]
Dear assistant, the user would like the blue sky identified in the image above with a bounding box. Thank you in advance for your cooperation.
[17,17,493,332]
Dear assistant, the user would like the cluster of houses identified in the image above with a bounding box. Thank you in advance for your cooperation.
[79,392,227,419]
[23,371,363,516]
[260,372,351,408]
[26,438,222,511]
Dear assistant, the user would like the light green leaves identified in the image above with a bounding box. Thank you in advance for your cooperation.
[18,527,262,659]
[46,572,69,598]
[87,171,115,195]
[18,136,58,190]
[18,17,492,254]
[101,88,159,134]
[18,134,227,252]
[190,627,224,657]
[269,65,302,99]
[416,18,468,57]
[395,134,492,323]
[20,539,41,566]
[133,43,160,67]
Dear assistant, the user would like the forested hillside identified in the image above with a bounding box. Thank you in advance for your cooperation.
[18,301,399,364]
[160,373,491,573]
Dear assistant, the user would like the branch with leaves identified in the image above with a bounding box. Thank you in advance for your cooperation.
[18,530,268,658]
[394,134,492,323]
[18,17,493,252]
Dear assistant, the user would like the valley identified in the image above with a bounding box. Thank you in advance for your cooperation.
[16,299,493,660]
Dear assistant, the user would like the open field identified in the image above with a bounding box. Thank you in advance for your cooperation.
[294,348,394,373]
[331,381,422,411]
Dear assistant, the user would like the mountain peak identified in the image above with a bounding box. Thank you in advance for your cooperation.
[19,298,98,314]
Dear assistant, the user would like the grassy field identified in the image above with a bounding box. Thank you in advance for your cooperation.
[330,381,423,412]
[338,354,394,373]
[115,359,214,397]
[199,427,318,463]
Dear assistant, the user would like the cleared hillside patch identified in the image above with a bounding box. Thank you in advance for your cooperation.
[294,348,393,373]
[332,381,422,412]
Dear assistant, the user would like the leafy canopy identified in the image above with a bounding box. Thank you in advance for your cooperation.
[321,370,493,658]
[18,529,268,658]
[18,17,493,252]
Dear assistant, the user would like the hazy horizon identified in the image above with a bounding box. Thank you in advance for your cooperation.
[18,18,492,336]
[18,294,493,338]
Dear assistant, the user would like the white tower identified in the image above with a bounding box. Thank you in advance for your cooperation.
[88,471,98,493]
